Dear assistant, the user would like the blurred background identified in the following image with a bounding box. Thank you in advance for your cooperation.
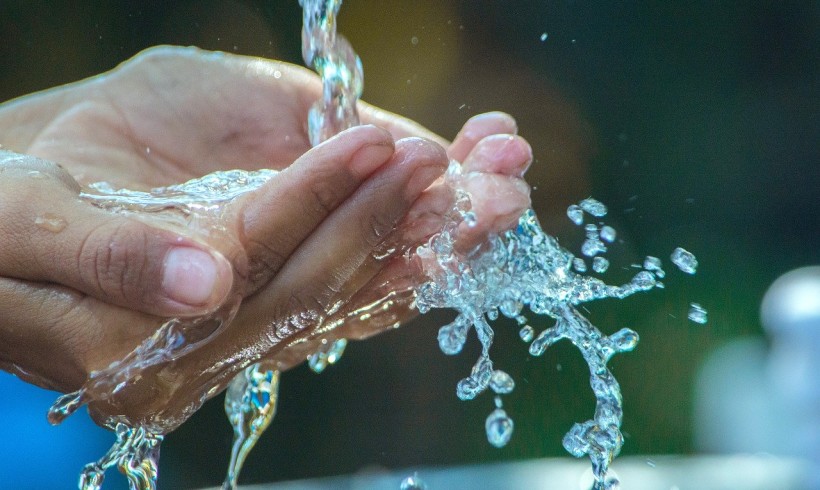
[0,1,817,488]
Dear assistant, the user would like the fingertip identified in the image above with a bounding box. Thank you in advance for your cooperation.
[393,137,448,201]
[463,134,533,177]
[449,111,519,162]
[319,125,395,177]
[161,245,233,315]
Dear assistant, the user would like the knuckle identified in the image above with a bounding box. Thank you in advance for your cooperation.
[362,211,396,249]
[77,220,150,304]
[245,237,289,291]
[306,174,344,216]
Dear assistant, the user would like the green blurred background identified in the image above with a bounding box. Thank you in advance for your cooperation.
[0,1,817,488]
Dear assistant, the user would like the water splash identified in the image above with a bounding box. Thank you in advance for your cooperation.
[670,247,698,274]
[49,170,277,489]
[222,363,280,490]
[78,423,162,490]
[415,192,698,488]
[39,1,703,488]
[688,302,708,324]
[308,338,348,373]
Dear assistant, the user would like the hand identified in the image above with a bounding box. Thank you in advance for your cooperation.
[0,46,532,430]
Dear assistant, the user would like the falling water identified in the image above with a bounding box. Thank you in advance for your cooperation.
[36,1,706,489]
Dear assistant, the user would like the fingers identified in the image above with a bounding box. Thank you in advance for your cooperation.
[237,124,395,292]
[79,138,448,427]
[0,277,157,393]
[0,151,234,318]
[461,134,532,177]
[143,138,447,394]
[448,112,518,162]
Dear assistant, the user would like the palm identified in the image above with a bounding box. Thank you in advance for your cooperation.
[0,47,532,430]
[24,50,318,188]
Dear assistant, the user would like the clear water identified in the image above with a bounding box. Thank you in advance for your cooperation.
[48,170,279,489]
[222,364,280,490]
[671,247,698,274]
[40,1,706,489]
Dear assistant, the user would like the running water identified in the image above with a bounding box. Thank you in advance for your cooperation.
[39,1,705,489]
[219,2,363,487]
[222,364,280,490]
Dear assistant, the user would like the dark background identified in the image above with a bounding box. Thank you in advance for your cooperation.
[0,1,817,488]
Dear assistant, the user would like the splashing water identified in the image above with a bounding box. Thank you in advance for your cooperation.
[688,303,708,324]
[219,2,363,487]
[78,423,162,490]
[671,247,698,274]
[222,364,280,490]
[415,188,687,488]
[40,1,706,489]
[53,170,279,490]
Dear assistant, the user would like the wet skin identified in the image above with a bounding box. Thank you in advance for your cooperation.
[0,46,532,430]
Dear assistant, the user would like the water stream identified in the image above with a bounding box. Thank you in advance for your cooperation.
[38,2,704,489]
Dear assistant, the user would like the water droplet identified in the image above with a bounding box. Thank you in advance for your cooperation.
[27,170,46,179]
[582,238,607,257]
[410,36,419,46]
[631,271,656,290]
[438,319,469,355]
[688,303,708,324]
[599,225,616,243]
[573,257,588,272]
[540,32,548,42]
[400,472,427,490]
[579,197,607,217]
[499,300,523,318]
[273,70,282,79]
[485,408,514,447]
[592,256,609,273]
[34,213,67,233]
[463,211,477,227]
[670,247,698,274]
[609,328,639,353]
[519,325,534,342]
[489,370,515,394]
[325,338,347,364]
[307,351,328,373]
[567,204,584,225]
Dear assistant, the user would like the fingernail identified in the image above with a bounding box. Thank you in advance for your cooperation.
[162,247,221,306]
[350,141,394,176]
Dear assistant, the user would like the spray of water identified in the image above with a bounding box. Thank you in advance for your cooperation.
[38,1,705,489]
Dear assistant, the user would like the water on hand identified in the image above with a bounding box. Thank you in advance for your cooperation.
[43,0,707,488]
[49,170,279,490]
[220,2,362,486]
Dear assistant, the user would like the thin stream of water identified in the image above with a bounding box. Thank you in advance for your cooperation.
[219,1,362,487]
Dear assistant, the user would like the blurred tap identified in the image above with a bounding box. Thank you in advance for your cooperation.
[761,267,820,467]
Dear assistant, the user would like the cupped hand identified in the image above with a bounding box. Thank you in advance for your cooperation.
[0,46,532,430]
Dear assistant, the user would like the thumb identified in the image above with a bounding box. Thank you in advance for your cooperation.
[0,151,233,317]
